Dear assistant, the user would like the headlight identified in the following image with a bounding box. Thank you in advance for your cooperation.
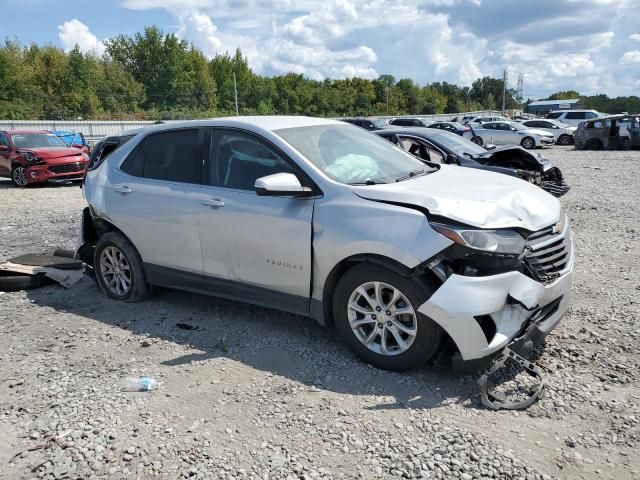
[21,152,45,165]
[431,224,525,255]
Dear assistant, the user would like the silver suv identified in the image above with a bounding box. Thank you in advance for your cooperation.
[80,117,574,371]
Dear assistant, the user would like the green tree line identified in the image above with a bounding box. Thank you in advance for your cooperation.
[1,26,637,120]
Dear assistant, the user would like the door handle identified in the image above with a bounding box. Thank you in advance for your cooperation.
[111,185,132,194]
[201,198,225,208]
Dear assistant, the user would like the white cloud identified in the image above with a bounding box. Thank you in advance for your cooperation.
[115,0,640,96]
[177,12,222,57]
[58,19,106,55]
[620,50,640,64]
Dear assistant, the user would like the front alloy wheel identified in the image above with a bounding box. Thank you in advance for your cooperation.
[348,281,417,356]
[521,137,535,149]
[12,166,28,187]
[333,264,442,371]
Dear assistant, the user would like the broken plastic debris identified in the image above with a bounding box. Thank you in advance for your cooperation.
[176,322,198,330]
[477,347,545,410]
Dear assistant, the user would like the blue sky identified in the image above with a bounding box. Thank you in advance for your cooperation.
[2,0,639,98]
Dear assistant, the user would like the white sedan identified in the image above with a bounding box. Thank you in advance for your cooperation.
[470,121,555,149]
[520,119,576,145]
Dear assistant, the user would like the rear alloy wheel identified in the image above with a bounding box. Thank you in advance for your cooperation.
[520,137,535,149]
[471,136,483,146]
[586,138,603,150]
[557,134,572,146]
[333,264,442,371]
[94,231,154,302]
[11,166,28,187]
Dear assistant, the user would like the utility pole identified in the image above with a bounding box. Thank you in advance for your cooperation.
[501,69,507,114]
[233,72,239,116]
[386,82,389,115]
[516,73,524,105]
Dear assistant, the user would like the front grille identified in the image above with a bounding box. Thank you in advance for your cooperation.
[541,179,570,197]
[49,161,86,174]
[524,224,571,284]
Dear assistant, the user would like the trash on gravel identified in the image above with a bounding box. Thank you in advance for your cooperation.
[121,377,160,392]
[0,252,85,289]
[477,347,545,410]
[176,322,198,330]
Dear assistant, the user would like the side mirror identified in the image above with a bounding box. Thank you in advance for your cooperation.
[0,144,9,151]
[446,153,459,164]
[484,144,497,151]
[255,173,312,197]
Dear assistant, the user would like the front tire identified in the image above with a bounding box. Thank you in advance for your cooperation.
[11,165,29,187]
[333,264,442,371]
[520,137,535,149]
[94,231,154,302]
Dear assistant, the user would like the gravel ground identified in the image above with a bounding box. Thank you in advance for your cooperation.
[0,146,638,480]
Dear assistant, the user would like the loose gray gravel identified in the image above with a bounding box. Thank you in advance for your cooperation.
[0,146,639,479]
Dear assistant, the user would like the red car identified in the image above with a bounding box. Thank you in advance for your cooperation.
[0,130,89,187]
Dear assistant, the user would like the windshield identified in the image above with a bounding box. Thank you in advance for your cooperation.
[427,131,487,157]
[371,119,388,128]
[275,124,435,184]
[507,122,527,131]
[11,133,67,148]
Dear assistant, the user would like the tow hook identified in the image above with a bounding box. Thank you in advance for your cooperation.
[477,347,545,410]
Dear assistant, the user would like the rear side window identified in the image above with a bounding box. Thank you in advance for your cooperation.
[88,135,134,171]
[565,112,586,120]
[121,129,203,184]
[121,140,145,177]
[546,112,562,119]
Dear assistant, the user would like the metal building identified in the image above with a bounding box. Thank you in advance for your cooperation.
[527,99,582,115]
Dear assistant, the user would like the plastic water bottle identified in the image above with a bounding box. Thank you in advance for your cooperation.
[121,377,159,392]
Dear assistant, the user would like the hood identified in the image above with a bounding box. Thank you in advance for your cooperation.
[19,147,83,160]
[351,165,561,231]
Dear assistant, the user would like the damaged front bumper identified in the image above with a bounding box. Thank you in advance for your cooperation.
[418,246,573,365]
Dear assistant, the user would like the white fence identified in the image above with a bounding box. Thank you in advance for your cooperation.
[0,120,156,145]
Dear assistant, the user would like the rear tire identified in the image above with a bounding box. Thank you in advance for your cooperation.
[586,138,603,150]
[520,137,535,149]
[94,231,153,302]
[333,263,442,371]
[557,134,572,145]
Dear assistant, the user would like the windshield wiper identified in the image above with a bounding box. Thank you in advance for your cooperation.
[349,179,387,185]
[394,169,429,182]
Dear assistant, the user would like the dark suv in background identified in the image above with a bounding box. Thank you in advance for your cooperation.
[341,117,389,130]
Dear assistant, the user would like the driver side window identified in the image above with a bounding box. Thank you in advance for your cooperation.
[208,130,294,190]
[398,137,444,163]
[0,133,9,147]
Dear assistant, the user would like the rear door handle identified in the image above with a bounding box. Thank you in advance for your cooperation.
[111,185,132,194]
[201,198,225,208]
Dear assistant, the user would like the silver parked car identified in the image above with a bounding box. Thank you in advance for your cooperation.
[471,121,555,149]
[520,119,575,145]
[80,117,573,371]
